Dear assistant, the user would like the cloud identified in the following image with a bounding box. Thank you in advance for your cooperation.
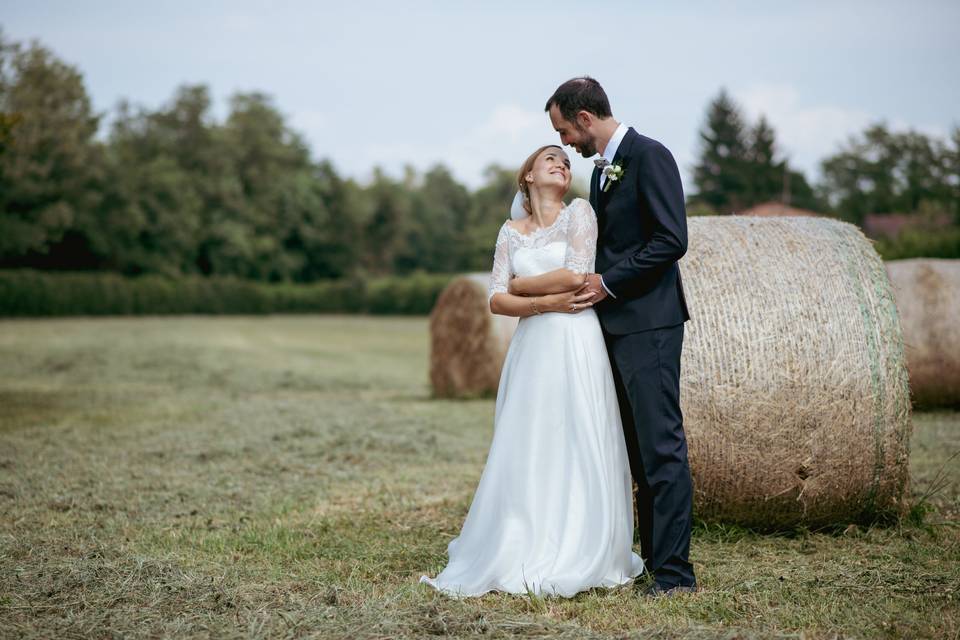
[353,104,593,189]
[472,105,544,143]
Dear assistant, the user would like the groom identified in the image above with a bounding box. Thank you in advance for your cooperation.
[545,77,697,596]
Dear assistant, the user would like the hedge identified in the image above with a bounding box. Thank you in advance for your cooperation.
[0,270,454,317]
[872,226,960,261]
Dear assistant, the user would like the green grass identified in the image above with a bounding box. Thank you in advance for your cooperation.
[0,315,957,639]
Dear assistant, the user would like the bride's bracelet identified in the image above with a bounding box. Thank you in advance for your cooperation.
[530,297,541,315]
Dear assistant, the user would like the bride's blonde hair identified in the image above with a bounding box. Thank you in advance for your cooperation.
[517,145,567,215]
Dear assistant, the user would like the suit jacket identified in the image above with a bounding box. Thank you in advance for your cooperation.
[591,127,691,335]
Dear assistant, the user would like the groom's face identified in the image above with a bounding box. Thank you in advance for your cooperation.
[549,105,598,158]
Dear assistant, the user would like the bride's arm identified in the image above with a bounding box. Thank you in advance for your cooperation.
[509,199,599,296]
[487,222,593,316]
[490,290,595,317]
[508,269,586,296]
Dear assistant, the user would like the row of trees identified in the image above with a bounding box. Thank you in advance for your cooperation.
[691,90,960,225]
[1,31,958,282]
[0,33,538,280]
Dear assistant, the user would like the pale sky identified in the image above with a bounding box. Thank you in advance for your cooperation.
[3,0,959,192]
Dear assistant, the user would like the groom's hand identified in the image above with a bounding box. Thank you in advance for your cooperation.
[579,274,608,303]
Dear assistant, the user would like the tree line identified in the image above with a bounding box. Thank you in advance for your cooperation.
[1,31,958,283]
[691,90,959,226]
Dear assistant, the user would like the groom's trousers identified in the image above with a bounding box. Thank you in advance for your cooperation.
[603,321,696,588]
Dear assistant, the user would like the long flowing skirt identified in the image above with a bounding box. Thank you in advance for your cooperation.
[420,308,643,597]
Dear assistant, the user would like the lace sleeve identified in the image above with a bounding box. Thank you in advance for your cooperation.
[488,222,512,302]
[563,199,598,274]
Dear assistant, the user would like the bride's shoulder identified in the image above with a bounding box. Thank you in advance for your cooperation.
[498,218,522,239]
[503,217,523,233]
[568,198,596,217]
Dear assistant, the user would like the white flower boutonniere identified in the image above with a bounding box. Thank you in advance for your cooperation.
[602,162,624,192]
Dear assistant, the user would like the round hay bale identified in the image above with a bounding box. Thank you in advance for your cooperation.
[429,217,912,527]
[680,216,911,528]
[885,258,960,407]
[429,273,517,398]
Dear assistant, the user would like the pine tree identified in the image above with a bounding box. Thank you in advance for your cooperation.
[745,115,786,206]
[692,89,750,213]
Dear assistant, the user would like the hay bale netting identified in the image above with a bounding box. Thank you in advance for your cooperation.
[885,259,960,407]
[430,273,517,398]
[680,216,912,528]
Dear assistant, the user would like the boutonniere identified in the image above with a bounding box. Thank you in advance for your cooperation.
[602,161,625,192]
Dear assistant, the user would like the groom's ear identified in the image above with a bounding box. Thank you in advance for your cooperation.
[575,110,594,130]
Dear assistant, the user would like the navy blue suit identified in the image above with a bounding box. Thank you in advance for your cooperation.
[591,127,696,589]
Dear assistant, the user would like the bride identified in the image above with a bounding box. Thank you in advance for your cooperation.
[420,145,644,597]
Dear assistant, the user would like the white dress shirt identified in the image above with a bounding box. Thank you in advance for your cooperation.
[598,121,629,190]
[597,122,629,298]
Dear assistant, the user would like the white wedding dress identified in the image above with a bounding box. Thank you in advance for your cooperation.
[420,198,644,598]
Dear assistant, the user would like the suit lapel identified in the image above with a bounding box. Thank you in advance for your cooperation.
[599,127,639,207]
[612,128,636,170]
[615,127,638,163]
[590,166,600,213]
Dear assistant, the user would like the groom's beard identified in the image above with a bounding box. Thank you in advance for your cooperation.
[573,131,598,158]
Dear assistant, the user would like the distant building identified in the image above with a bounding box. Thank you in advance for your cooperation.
[736,202,821,218]
[862,212,953,239]
[863,213,912,238]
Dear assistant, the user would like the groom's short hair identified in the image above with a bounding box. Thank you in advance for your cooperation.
[545,77,613,122]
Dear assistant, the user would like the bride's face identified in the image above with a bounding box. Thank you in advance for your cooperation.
[527,147,571,194]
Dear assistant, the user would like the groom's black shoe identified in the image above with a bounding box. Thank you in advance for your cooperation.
[638,581,698,598]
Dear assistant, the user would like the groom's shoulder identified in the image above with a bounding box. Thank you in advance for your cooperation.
[628,129,670,156]
[625,130,678,168]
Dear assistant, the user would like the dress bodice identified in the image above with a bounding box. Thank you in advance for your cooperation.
[512,240,567,278]
[487,198,598,300]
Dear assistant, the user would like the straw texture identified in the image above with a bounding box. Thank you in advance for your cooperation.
[429,273,517,398]
[885,258,960,408]
[680,216,911,527]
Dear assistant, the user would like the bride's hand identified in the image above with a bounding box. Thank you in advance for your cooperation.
[542,290,596,314]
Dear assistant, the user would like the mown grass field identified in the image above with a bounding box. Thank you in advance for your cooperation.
[1,315,958,639]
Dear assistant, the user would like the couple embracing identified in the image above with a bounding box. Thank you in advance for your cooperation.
[421,77,697,598]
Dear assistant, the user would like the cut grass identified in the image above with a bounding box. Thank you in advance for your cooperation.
[0,315,957,639]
